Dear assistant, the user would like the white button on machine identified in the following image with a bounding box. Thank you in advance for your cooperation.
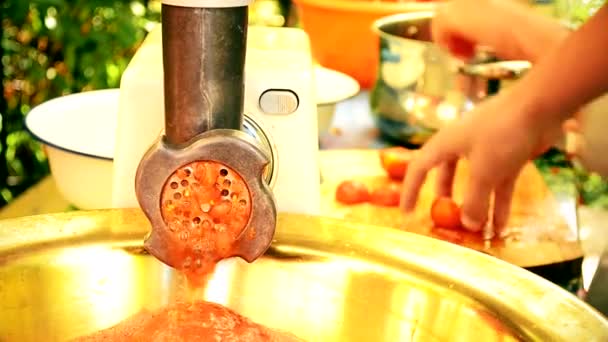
[259,90,299,115]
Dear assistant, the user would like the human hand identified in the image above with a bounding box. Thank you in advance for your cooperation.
[400,90,563,232]
[432,0,569,62]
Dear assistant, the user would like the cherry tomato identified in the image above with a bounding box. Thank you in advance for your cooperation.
[431,197,462,230]
[379,147,411,180]
[370,183,401,207]
[335,180,370,205]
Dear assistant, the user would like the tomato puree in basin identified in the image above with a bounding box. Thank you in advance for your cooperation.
[74,301,301,342]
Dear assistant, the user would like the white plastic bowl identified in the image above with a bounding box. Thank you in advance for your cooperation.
[25,89,118,210]
[314,65,360,134]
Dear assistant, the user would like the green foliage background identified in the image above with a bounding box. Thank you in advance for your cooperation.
[563,0,606,26]
[1,0,161,206]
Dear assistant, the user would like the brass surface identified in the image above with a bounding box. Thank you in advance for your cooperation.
[0,209,606,342]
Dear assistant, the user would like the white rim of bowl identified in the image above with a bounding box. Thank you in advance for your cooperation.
[315,66,361,106]
[24,89,118,161]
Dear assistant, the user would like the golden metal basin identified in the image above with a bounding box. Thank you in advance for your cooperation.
[0,209,606,341]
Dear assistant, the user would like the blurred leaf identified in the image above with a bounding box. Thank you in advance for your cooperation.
[1,0,161,207]
[3,1,31,24]
[31,0,66,6]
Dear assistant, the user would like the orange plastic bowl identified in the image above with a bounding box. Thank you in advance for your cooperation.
[293,0,438,89]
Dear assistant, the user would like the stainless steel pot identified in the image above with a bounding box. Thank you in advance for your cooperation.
[370,12,530,146]
[0,209,606,341]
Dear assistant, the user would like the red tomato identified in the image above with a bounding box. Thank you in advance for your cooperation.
[379,147,411,180]
[431,197,462,230]
[335,180,370,205]
[370,183,401,207]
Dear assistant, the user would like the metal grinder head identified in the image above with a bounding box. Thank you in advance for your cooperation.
[136,130,276,276]
[134,0,276,275]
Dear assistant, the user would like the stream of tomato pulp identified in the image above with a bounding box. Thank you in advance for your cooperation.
[77,162,299,341]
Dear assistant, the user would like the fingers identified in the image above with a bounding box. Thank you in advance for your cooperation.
[460,158,494,232]
[446,35,476,60]
[436,159,458,197]
[400,151,436,212]
[431,1,476,59]
[431,6,457,55]
[430,2,449,45]
[401,131,462,212]
[562,118,581,133]
[493,176,518,233]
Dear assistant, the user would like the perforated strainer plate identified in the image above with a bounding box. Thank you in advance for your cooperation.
[160,161,252,276]
[136,129,277,271]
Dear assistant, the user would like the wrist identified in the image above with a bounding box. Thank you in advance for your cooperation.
[521,27,570,63]
[506,80,568,135]
[513,15,570,63]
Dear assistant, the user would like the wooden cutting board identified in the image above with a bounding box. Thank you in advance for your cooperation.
[319,150,583,268]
